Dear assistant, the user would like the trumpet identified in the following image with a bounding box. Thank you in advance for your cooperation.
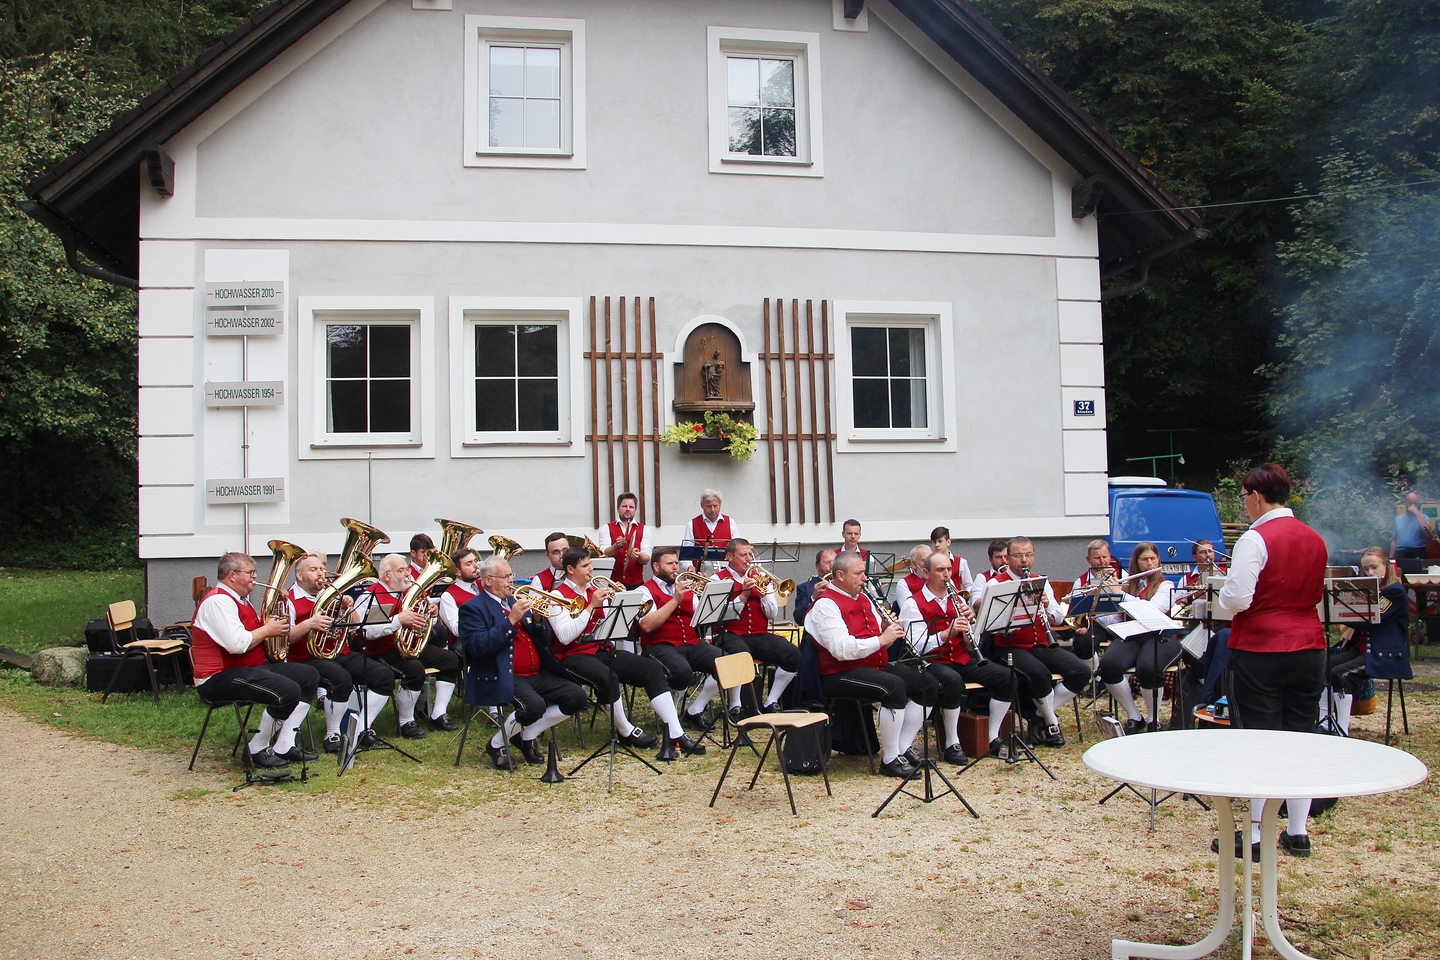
[590,575,625,595]
[259,540,308,661]
[515,584,588,618]
[744,563,795,600]
[567,534,603,558]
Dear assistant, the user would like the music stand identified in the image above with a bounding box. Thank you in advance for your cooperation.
[339,596,421,771]
[1318,577,1381,736]
[569,592,662,792]
[959,578,1056,780]
[690,580,752,750]
[751,541,802,565]
[680,544,727,573]
[873,612,978,819]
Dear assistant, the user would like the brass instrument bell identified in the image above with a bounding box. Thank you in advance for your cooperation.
[515,584,588,618]
[488,534,523,560]
[259,540,308,661]
[436,518,483,559]
[566,534,603,558]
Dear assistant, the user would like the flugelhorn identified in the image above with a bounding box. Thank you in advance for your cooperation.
[436,518,483,559]
[744,563,795,600]
[488,534,523,560]
[308,518,388,660]
[396,549,459,658]
[566,534,603,558]
[259,540,308,661]
[515,585,588,618]
[677,570,712,592]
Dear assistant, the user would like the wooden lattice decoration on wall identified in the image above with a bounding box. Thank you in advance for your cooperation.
[761,299,836,524]
[585,296,663,529]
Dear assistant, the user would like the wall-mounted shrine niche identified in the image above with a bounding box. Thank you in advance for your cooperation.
[673,322,754,452]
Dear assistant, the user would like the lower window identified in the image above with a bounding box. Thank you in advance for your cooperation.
[851,326,928,430]
[473,322,560,432]
[326,323,413,434]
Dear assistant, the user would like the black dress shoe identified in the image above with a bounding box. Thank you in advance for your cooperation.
[760,701,783,713]
[1146,720,1164,733]
[279,745,319,763]
[878,757,917,779]
[512,736,544,764]
[1279,832,1311,857]
[485,740,512,770]
[399,720,427,739]
[727,706,746,726]
[1038,724,1066,748]
[987,738,1007,759]
[903,747,923,766]
[1211,831,1262,863]
[675,734,706,756]
[621,728,658,749]
[357,729,377,749]
[942,744,969,765]
[322,734,343,755]
[248,746,291,769]
[681,711,713,733]
[429,713,459,732]
[1123,718,1148,736]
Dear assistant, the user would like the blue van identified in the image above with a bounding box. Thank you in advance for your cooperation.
[1106,477,1226,580]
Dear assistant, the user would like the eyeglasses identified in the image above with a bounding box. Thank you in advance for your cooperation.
[486,573,515,581]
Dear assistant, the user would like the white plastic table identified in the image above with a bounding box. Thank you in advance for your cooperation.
[1084,729,1428,960]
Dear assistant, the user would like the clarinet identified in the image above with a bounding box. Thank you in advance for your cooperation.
[1021,565,1060,648]
[943,579,987,664]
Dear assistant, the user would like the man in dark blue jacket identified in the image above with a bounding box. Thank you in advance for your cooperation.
[458,556,586,768]
[793,548,836,626]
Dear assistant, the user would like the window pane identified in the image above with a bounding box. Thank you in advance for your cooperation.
[727,56,759,106]
[517,379,560,431]
[326,325,367,378]
[328,380,368,433]
[525,97,561,149]
[368,325,411,378]
[474,379,517,432]
[761,107,796,157]
[851,328,888,377]
[760,59,794,107]
[909,377,928,428]
[516,324,558,376]
[489,46,524,97]
[853,379,890,429]
[474,325,516,377]
[489,97,524,147]
[369,379,411,433]
[728,106,761,154]
[892,328,925,377]
[890,379,914,429]
[526,47,561,99]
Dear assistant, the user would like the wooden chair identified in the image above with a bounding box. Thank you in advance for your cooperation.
[711,651,763,752]
[710,696,832,816]
[101,600,187,704]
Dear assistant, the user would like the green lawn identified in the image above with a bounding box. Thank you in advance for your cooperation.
[0,568,144,657]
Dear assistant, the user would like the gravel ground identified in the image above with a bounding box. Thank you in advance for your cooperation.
[1,690,1434,960]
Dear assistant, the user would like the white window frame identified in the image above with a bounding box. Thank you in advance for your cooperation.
[707,26,823,177]
[298,296,435,459]
[463,15,586,170]
[448,296,585,458]
[832,300,956,453]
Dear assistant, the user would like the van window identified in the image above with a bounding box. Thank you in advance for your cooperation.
[1112,494,1219,542]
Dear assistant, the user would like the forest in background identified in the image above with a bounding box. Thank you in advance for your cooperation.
[0,0,1436,564]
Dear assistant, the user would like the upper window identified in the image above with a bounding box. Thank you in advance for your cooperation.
[832,301,957,453]
[448,297,585,457]
[464,16,586,169]
[298,297,436,459]
[707,27,823,177]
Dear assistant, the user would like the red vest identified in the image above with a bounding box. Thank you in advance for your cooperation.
[284,585,332,661]
[500,594,541,678]
[536,568,562,593]
[903,572,925,598]
[815,590,888,675]
[607,521,647,588]
[838,545,870,561]
[1228,518,1327,653]
[363,584,402,656]
[552,582,605,659]
[191,587,266,680]
[990,569,1044,650]
[639,579,697,648]
[716,567,769,635]
[445,581,478,615]
[690,515,733,550]
[912,590,970,666]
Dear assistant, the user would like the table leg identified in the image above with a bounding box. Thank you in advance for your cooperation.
[1259,798,1318,960]
[1242,801,1255,960]
[1111,797,1237,960]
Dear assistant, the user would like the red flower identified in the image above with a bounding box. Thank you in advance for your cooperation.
[692,423,704,432]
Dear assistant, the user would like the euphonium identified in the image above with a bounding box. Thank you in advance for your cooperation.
[488,534,523,560]
[566,534,603,558]
[436,518,483,559]
[395,549,459,658]
[515,584,588,618]
[744,563,795,600]
[259,540,309,662]
[307,518,388,660]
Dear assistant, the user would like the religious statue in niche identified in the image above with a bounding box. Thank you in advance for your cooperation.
[701,351,725,400]
[670,321,755,456]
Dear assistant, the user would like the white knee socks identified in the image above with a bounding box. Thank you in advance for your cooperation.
[521,704,569,741]
[987,699,1011,743]
[1140,687,1159,724]
[322,697,348,737]
[1033,691,1059,727]
[766,668,797,707]
[271,702,309,754]
[490,711,523,749]
[249,710,280,753]
[607,700,636,737]
[941,707,962,749]
[689,676,720,715]
[1335,693,1354,735]
[395,688,420,726]
[651,691,684,738]
[898,702,925,753]
[364,690,390,730]
[878,706,904,764]
[1107,681,1142,722]
[431,680,456,720]
[1053,683,1078,710]
[1249,798,1313,841]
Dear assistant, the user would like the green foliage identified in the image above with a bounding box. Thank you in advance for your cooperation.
[659,411,759,461]
[0,566,144,656]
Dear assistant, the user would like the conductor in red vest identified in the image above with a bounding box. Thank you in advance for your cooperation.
[191,552,321,776]
[598,492,652,589]
[1217,462,1328,859]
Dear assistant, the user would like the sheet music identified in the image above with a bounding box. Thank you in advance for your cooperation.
[1180,624,1210,660]
[691,580,739,630]
[1113,599,1183,637]
[595,589,649,642]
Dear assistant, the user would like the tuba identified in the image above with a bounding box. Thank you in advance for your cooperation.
[488,534,523,560]
[259,540,309,662]
[395,549,459,658]
[307,518,388,660]
[436,518,483,560]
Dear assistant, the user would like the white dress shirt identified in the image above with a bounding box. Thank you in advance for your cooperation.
[1217,507,1292,617]
[898,585,955,656]
[439,579,481,636]
[805,587,885,662]
[597,521,653,563]
[547,579,594,646]
[193,583,258,656]
[721,565,781,621]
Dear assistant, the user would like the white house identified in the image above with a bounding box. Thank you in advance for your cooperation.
[25,0,1202,625]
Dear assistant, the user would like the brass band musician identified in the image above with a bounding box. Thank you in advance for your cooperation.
[598,492,652,590]
[359,554,462,738]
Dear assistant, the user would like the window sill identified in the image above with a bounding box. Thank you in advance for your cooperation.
[475,149,575,159]
[461,439,571,447]
[311,440,423,449]
[720,154,813,166]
